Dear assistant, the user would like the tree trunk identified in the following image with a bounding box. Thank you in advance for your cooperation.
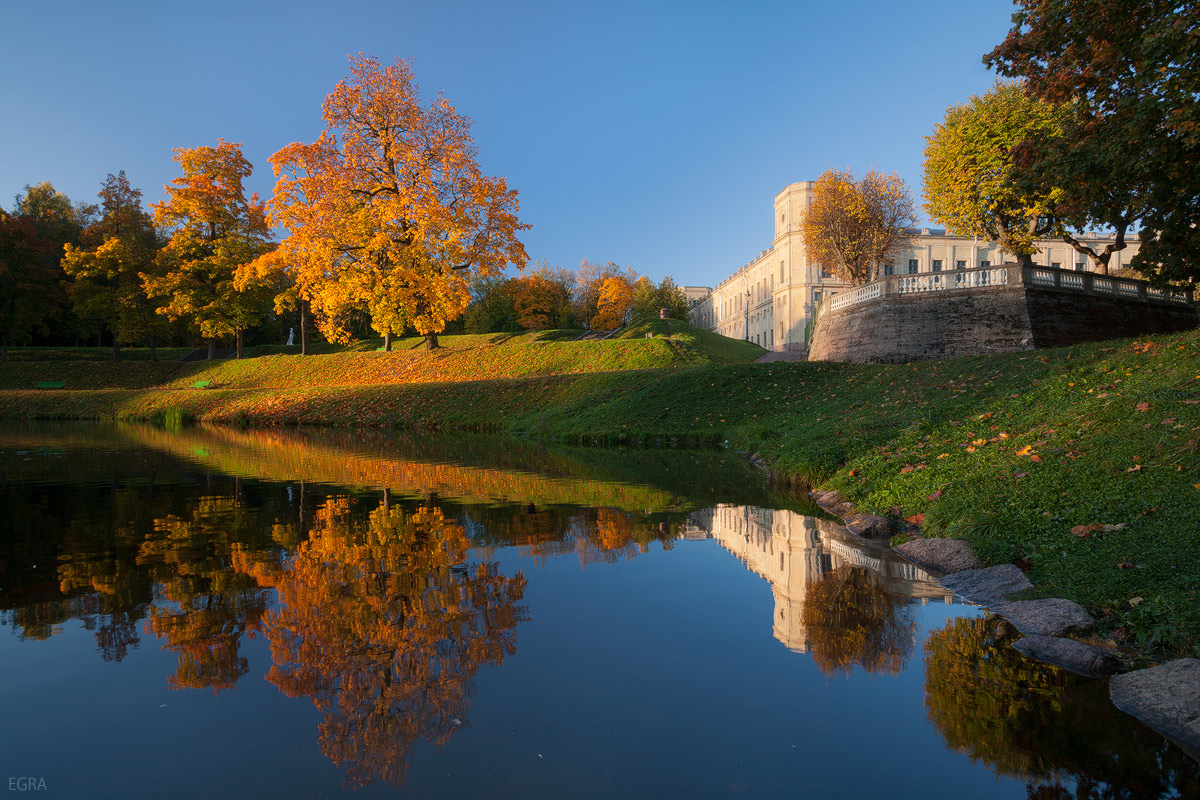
[424,331,440,350]
[1,338,6,364]
[236,329,244,360]
[112,340,121,362]
[149,336,157,363]
[383,331,392,352]
[207,339,215,360]
[97,323,103,348]
[300,299,310,356]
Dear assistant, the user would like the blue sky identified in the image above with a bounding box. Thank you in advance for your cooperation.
[2,0,1016,288]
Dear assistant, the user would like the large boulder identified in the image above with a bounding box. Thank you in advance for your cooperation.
[895,538,981,574]
[1012,635,1121,678]
[844,513,893,538]
[999,598,1095,637]
[1110,659,1200,761]
[940,564,1033,607]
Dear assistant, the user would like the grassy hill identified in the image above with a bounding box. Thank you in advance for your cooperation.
[0,324,765,391]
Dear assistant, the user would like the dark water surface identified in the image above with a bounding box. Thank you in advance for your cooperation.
[1,423,1196,799]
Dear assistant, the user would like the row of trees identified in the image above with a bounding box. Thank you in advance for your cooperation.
[463,259,689,333]
[3,55,684,361]
[925,0,1198,280]
[804,1,1197,287]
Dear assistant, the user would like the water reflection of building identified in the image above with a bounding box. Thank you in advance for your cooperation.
[686,505,953,653]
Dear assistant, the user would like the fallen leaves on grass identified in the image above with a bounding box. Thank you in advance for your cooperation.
[1071,523,1127,538]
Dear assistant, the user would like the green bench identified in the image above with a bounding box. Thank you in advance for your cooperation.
[35,381,65,389]
[190,380,212,389]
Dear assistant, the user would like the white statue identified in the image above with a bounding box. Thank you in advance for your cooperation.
[286,327,295,346]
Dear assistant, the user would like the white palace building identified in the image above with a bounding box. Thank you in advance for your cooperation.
[687,181,1140,351]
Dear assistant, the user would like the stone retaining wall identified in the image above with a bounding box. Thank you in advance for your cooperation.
[808,264,1197,364]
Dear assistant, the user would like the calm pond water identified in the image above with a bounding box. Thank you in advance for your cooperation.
[1,423,1196,799]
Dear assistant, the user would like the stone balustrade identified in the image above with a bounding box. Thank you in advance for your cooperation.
[825,263,1193,316]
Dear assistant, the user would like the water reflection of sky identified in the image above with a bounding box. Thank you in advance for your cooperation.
[1,423,1195,799]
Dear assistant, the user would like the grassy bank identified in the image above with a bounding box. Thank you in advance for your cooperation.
[0,323,764,392]
[2,323,1198,656]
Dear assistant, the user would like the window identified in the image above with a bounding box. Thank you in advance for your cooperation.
[813,290,822,303]
[1076,261,1086,272]
[819,267,832,279]
[979,260,990,268]
[883,261,894,276]
[956,260,966,270]
[932,259,943,272]
[908,259,919,274]
[1051,261,1061,269]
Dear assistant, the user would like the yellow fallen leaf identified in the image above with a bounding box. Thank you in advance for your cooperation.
[937,453,949,459]
[1016,445,1034,456]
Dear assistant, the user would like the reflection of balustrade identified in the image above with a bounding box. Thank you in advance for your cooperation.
[688,505,952,654]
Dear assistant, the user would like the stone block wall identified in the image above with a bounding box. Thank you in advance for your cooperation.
[808,265,1197,364]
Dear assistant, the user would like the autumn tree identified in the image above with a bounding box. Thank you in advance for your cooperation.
[923,82,1070,266]
[590,275,635,330]
[925,615,1200,795]
[801,566,915,677]
[62,172,171,360]
[250,496,527,787]
[260,54,529,352]
[984,1,1199,281]
[143,140,274,359]
[572,259,638,328]
[802,168,916,285]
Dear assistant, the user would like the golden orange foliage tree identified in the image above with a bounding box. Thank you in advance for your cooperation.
[802,168,916,285]
[248,496,527,787]
[801,566,915,677]
[513,274,567,330]
[143,140,274,358]
[590,275,635,330]
[136,495,278,691]
[257,54,529,351]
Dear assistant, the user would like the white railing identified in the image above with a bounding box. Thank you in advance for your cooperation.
[828,281,882,311]
[819,263,1194,320]
[1029,269,1056,287]
[952,268,1008,289]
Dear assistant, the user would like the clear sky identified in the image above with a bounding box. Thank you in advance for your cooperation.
[2,0,1017,288]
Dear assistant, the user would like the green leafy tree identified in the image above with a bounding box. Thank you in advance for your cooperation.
[923,81,1070,265]
[463,276,520,333]
[62,172,171,360]
[984,0,1199,282]
[144,140,274,359]
[0,211,59,361]
[631,275,690,321]
[11,182,96,345]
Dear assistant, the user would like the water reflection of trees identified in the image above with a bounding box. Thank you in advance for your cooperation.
[801,566,916,677]
[242,496,528,788]
[924,616,1200,798]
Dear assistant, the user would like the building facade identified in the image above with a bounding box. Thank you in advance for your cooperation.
[688,181,1141,351]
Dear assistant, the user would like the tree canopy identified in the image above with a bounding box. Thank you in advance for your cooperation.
[261,54,529,350]
[802,168,916,285]
[144,140,274,358]
[62,172,169,359]
[922,82,1069,264]
[984,0,1200,282]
